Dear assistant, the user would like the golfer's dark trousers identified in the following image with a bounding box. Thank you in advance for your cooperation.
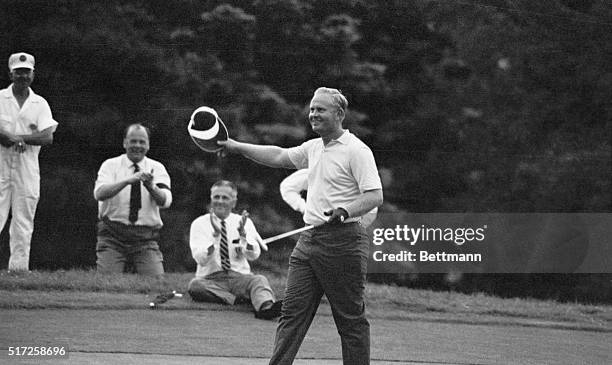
[269,222,370,365]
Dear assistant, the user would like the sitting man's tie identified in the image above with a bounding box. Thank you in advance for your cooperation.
[129,164,141,224]
[220,220,231,271]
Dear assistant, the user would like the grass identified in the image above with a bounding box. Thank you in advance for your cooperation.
[0,269,610,332]
[365,284,612,330]
[0,269,194,293]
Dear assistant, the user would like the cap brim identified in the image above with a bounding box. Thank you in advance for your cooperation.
[10,62,34,71]
[187,106,229,153]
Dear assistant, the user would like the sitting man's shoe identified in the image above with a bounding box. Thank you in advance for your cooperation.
[255,300,282,320]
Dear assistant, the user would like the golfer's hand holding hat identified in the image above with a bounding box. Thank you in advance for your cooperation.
[216,138,237,157]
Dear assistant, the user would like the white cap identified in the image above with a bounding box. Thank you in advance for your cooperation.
[8,52,35,71]
[187,106,228,153]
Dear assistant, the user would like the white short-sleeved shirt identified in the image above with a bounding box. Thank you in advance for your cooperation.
[280,168,309,214]
[190,212,261,277]
[94,154,172,227]
[287,130,382,226]
[0,86,58,195]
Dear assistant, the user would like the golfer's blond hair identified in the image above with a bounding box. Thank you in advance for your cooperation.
[313,87,348,114]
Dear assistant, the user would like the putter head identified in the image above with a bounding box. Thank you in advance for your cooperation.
[187,106,228,153]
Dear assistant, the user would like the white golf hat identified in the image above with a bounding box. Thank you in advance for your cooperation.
[187,106,228,152]
[8,52,35,71]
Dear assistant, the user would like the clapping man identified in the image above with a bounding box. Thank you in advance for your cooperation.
[188,180,281,320]
[94,124,172,277]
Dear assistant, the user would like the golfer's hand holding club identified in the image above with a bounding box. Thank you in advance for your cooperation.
[324,208,349,224]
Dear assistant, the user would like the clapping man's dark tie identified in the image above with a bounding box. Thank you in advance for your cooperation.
[220,220,231,271]
[129,164,141,224]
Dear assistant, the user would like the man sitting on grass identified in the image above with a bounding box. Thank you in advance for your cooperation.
[188,180,281,320]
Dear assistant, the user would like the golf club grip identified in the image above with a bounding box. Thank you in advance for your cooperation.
[262,225,314,244]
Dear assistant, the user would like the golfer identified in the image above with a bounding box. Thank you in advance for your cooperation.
[0,52,58,272]
[219,87,383,365]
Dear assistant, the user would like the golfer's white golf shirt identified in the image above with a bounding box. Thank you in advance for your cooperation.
[287,130,382,227]
[280,167,379,227]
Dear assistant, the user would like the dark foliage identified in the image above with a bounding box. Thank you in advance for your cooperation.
[0,1,610,302]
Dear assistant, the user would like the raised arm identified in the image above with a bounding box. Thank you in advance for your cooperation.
[218,139,295,169]
[94,160,139,201]
[94,176,138,201]
[190,215,217,265]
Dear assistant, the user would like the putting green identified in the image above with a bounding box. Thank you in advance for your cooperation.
[0,308,609,364]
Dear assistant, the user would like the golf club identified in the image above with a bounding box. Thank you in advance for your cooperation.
[262,225,314,245]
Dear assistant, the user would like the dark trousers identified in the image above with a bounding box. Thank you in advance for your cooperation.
[95,218,164,277]
[188,270,275,311]
[269,222,370,365]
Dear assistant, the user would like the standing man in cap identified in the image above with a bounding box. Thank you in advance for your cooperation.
[219,87,383,365]
[0,52,58,272]
[94,124,171,277]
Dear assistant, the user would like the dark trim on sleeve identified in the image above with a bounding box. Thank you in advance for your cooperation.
[156,183,170,191]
